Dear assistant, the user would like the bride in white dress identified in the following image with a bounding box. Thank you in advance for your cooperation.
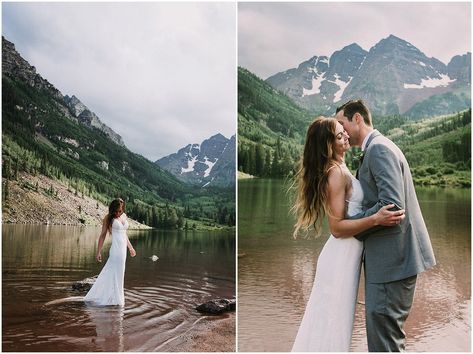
[291,117,405,352]
[85,198,136,306]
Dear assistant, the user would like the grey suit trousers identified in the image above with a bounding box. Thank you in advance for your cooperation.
[365,275,417,352]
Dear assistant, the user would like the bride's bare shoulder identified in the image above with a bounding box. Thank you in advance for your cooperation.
[327,164,351,188]
[327,164,345,179]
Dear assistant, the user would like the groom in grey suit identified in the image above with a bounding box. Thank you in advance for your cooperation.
[335,100,436,352]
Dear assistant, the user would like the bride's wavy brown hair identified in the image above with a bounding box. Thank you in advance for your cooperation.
[107,198,125,231]
[291,117,339,238]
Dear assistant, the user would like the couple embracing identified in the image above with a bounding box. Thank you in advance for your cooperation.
[292,100,436,352]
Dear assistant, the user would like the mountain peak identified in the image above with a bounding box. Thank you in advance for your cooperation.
[387,34,402,41]
[379,34,414,48]
[340,43,365,53]
[3,37,125,147]
[208,133,227,141]
[156,133,235,187]
[2,36,63,100]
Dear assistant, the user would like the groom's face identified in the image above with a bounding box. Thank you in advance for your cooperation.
[336,110,361,147]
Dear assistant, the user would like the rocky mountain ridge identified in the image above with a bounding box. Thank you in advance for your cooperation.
[2,36,125,147]
[156,134,236,187]
[266,35,471,118]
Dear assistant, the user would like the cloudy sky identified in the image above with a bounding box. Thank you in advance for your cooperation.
[239,2,471,79]
[3,2,236,160]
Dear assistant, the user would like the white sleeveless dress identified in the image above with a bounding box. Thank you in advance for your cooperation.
[292,173,364,352]
[84,216,129,306]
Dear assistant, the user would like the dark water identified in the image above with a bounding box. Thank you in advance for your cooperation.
[2,225,235,351]
[238,178,471,352]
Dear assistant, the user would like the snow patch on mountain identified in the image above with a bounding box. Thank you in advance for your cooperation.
[358,57,366,70]
[404,74,456,89]
[302,72,325,96]
[203,157,218,177]
[202,176,216,188]
[181,155,198,174]
[330,74,353,103]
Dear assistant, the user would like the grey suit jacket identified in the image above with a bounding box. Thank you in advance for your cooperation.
[352,130,436,284]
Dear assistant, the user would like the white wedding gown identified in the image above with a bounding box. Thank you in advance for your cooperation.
[84,216,129,306]
[292,173,364,352]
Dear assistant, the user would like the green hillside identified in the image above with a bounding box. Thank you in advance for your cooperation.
[405,87,471,119]
[238,67,471,187]
[379,110,471,187]
[238,67,311,177]
[2,75,235,228]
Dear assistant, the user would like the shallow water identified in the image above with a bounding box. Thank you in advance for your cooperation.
[238,179,470,352]
[3,225,235,351]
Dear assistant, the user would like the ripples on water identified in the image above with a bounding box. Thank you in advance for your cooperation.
[3,225,235,352]
[238,181,471,352]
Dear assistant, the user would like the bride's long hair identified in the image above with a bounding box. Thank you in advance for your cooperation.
[107,198,125,231]
[291,117,340,238]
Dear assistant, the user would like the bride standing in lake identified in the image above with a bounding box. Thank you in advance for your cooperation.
[84,198,136,306]
[291,117,404,351]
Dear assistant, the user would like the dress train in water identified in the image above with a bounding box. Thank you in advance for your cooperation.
[84,216,129,306]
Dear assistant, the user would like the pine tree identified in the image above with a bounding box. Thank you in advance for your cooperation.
[271,152,280,177]
[169,208,179,228]
[265,150,272,177]
[4,159,11,180]
[3,179,10,201]
[177,215,185,229]
[14,162,19,180]
[151,207,158,227]
[240,148,250,173]
[249,144,257,175]
[255,143,265,176]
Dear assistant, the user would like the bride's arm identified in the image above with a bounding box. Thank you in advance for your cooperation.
[124,219,136,257]
[96,216,109,262]
[126,235,136,257]
[120,213,136,256]
[327,167,403,238]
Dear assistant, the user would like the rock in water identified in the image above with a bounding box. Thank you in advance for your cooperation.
[196,298,236,314]
[226,300,236,311]
[72,276,97,292]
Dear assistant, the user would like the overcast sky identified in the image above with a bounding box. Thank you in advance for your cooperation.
[239,2,471,79]
[3,2,236,161]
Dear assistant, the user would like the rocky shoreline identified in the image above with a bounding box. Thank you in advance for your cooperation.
[237,171,256,179]
[163,313,236,352]
[2,171,150,229]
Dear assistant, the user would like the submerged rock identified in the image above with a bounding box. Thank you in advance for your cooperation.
[72,276,97,292]
[196,298,236,315]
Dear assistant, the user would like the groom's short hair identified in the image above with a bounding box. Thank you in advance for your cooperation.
[336,99,372,126]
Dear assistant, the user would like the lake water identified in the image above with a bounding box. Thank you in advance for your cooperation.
[2,225,235,351]
[238,178,470,352]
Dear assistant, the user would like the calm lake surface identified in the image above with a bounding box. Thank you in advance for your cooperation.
[238,178,470,352]
[3,225,235,352]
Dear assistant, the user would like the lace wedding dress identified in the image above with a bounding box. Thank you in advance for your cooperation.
[292,172,364,352]
[84,216,129,306]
